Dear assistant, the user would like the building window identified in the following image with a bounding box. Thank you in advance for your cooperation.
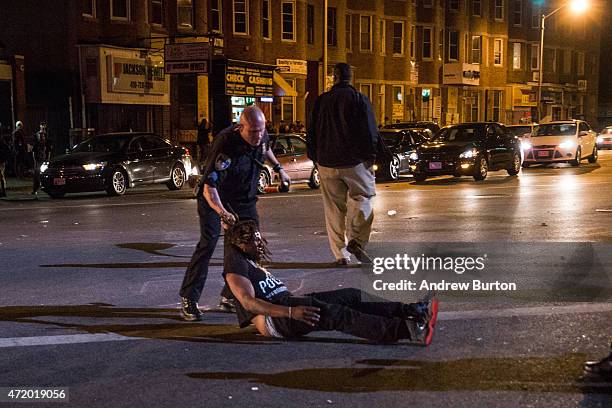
[531,6,540,29]
[328,7,337,46]
[449,0,459,12]
[492,91,502,122]
[448,30,459,61]
[307,5,314,45]
[471,36,482,64]
[438,29,444,60]
[83,0,96,17]
[111,0,130,20]
[150,0,163,25]
[281,79,296,121]
[211,0,222,32]
[563,49,572,74]
[473,0,481,17]
[513,0,522,26]
[177,0,193,29]
[466,92,480,122]
[512,42,522,69]
[345,14,352,51]
[423,0,433,8]
[392,85,404,121]
[392,22,404,56]
[494,39,503,66]
[530,44,540,70]
[577,52,585,76]
[360,15,372,52]
[233,0,248,35]
[494,0,504,21]
[360,84,372,100]
[380,20,386,55]
[409,25,416,58]
[262,0,271,39]
[422,27,432,60]
[281,2,296,42]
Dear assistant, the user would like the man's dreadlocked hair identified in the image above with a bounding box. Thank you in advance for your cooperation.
[226,220,272,264]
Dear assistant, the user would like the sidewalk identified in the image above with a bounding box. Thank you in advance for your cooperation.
[3,177,34,193]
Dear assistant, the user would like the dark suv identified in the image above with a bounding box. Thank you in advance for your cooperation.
[410,122,522,182]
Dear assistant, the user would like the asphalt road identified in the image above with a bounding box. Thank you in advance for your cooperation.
[1,152,612,407]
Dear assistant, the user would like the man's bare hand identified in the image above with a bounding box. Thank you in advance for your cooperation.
[219,210,237,229]
[291,306,320,326]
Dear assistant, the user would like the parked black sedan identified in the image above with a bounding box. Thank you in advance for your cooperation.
[374,128,428,180]
[40,132,194,198]
[409,122,522,182]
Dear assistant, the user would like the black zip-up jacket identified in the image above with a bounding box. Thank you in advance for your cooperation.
[306,82,379,168]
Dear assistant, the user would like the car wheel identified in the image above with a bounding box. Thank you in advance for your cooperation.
[414,173,427,182]
[308,167,321,189]
[386,156,400,180]
[47,191,65,199]
[570,147,582,167]
[588,145,598,163]
[507,152,521,176]
[473,156,488,181]
[257,169,270,194]
[167,164,186,190]
[107,169,128,196]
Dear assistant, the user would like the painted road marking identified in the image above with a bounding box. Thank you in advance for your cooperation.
[1,303,611,349]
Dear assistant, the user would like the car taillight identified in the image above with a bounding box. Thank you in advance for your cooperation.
[184,148,190,156]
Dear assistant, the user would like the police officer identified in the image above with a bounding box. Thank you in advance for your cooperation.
[179,105,290,321]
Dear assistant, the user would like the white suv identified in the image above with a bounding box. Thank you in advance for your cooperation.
[521,120,598,167]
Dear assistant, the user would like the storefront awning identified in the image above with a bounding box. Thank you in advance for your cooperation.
[273,71,297,97]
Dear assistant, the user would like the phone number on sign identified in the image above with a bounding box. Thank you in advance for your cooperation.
[1,388,68,402]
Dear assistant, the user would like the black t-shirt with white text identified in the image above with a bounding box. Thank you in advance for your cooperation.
[223,243,290,328]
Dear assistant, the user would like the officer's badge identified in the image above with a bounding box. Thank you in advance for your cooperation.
[215,154,232,171]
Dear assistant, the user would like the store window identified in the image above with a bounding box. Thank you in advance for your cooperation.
[328,7,337,46]
[281,1,295,41]
[111,0,130,20]
[492,90,502,122]
[177,0,193,30]
[83,0,96,17]
[233,0,248,35]
[281,80,296,122]
[392,22,404,56]
[150,0,163,25]
[392,85,404,122]
[211,0,222,32]
[360,15,372,52]
[466,92,480,122]
[307,5,314,45]
[262,0,271,39]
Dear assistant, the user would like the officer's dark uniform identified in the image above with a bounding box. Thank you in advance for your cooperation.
[179,125,269,302]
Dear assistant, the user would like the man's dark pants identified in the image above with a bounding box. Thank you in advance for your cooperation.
[271,288,418,343]
[180,196,258,302]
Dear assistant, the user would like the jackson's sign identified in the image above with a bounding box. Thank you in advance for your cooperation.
[109,57,167,95]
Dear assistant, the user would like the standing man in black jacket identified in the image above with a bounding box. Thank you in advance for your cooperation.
[307,63,379,265]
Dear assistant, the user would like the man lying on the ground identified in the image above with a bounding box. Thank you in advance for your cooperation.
[222,220,439,344]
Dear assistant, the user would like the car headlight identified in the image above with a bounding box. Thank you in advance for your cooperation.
[597,136,603,144]
[409,152,418,161]
[558,141,576,150]
[459,148,477,159]
[82,162,107,171]
[521,141,532,150]
[372,164,379,171]
[40,162,49,173]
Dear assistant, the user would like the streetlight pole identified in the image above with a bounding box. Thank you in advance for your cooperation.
[537,0,589,122]
[322,0,328,94]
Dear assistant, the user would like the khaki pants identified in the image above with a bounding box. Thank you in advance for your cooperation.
[318,162,376,261]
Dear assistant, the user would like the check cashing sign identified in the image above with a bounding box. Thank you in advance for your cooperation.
[224,60,274,97]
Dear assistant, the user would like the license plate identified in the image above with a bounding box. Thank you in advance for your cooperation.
[537,151,549,157]
[428,162,442,170]
[53,178,66,186]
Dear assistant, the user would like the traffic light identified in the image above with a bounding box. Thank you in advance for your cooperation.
[422,88,431,103]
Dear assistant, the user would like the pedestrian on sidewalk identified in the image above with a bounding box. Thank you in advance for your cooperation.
[31,122,53,197]
[196,118,212,165]
[178,105,291,321]
[12,121,27,179]
[0,134,10,197]
[223,220,439,344]
[306,63,379,265]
